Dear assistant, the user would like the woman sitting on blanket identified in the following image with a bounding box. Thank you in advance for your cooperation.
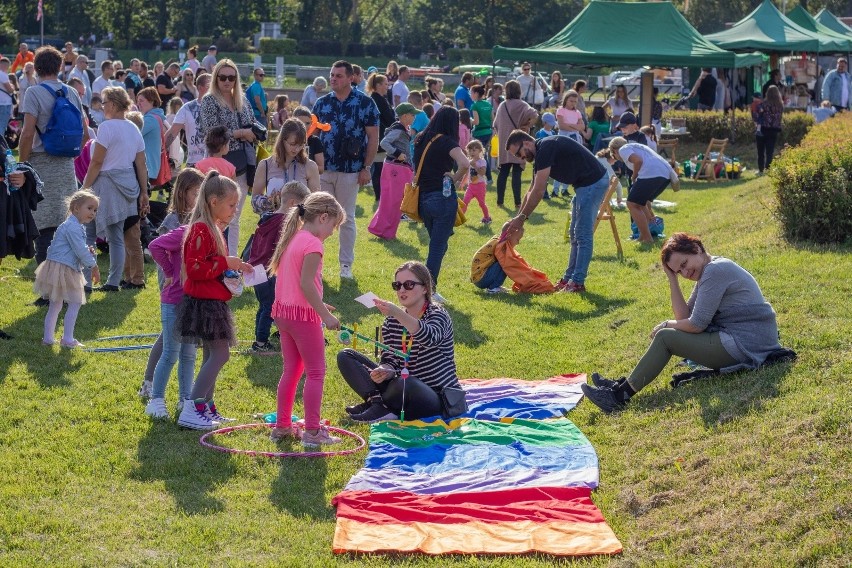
[338,261,464,423]
[582,232,784,414]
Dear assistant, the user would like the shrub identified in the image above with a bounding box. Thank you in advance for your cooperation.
[663,110,813,146]
[446,48,493,64]
[189,37,213,49]
[260,38,297,55]
[769,112,852,243]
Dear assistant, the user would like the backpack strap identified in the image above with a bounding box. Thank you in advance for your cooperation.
[35,84,64,136]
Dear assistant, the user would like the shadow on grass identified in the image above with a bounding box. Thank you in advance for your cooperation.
[0,282,136,387]
[538,292,634,326]
[636,360,795,427]
[372,234,422,261]
[270,456,332,519]
[130,421,237,515]
[442,303,487,347]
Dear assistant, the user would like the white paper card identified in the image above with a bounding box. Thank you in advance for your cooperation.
[355,291,380,308]
[243,265,268,287]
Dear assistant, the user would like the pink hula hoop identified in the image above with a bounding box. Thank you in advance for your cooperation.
[199,423,367,458]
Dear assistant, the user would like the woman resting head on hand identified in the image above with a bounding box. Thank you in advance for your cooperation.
[337,261,465,423]
[582,232,786,413]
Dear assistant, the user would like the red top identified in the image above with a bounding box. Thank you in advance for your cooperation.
[182,222,231,301]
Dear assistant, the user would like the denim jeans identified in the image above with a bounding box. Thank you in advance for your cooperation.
[418,189,457,287]
[152,302,197,400]
[85,220,125,287]
[254,275,276,343]
[0,105,11,138]
[562,173,609,285]
[475,261,507,289]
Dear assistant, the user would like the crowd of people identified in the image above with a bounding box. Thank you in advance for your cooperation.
[0,46,801,441]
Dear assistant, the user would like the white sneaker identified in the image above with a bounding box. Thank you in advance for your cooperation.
[400,214,415,222]
[486,286,509,294]
[177,399,216,430]
[144,398,170,419]
[340,264,354,279]
[432,291,447,304]
[206,401,234,423]
[175,399,185,415]
[138,379,152,399]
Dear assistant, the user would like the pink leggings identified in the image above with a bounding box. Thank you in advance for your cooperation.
[462,182,489,219]
[274,317,326,430]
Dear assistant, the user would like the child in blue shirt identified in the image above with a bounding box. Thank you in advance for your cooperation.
[535,112,563,199]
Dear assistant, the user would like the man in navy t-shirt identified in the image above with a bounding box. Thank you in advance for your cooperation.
[504,131,609,293]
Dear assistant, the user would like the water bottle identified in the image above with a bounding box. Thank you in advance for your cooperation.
[4,149,17,191]
[441,175,452,197]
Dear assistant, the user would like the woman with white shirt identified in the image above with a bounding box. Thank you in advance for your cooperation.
[603,85,634,132]
[609,136,678,244]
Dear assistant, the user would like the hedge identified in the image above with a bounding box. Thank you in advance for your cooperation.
[662,110,813,147]
[769,112,852,243]
[189,37,213,49]
[446,48,493,64]
[260,38,297,55]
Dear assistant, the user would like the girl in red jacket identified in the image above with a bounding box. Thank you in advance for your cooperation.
[175,171,254,430]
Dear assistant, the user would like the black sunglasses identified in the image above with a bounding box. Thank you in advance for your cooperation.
[218,74,237,82]
[391,280,424,291]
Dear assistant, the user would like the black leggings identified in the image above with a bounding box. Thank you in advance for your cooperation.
[496,163,523,207]
[337,348,442,420]
[756,128,780,173]
[372,160,383,201]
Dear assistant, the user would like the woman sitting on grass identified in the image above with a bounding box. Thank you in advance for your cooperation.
[337,261,464,423]
[582,232,783,413]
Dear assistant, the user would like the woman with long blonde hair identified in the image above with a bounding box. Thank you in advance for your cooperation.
[198,59,257,256]
[250,118,319,214]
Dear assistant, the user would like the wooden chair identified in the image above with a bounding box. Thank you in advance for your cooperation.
[594,175,623,260]
[694,138,728,182]
[657,138,679,163]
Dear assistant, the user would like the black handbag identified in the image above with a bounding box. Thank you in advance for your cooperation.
[250,119,267,142]
[440,386,468,419]
[225,143,248,176]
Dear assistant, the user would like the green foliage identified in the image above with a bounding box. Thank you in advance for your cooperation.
[663,110,814,146]
[189,37,213,49]
[259,37,297,55]
[446,48,493,64]
[770,112,852,243]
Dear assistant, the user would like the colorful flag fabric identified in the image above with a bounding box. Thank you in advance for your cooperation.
[332,375,622,556]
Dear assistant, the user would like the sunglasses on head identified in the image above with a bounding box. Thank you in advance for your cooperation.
[218,74,236,82]
[391,280,424,291]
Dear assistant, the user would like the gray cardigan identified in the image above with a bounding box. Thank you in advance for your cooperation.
[687,257,782,373]
[379,122,412,166]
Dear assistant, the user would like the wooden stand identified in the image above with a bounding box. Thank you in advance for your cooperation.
[594,176,623,260]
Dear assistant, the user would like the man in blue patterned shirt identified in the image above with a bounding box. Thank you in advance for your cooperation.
[312,60,379,279]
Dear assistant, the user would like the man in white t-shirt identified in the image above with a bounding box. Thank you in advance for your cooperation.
[610,137,679,244]
[0,57,14,136]
[165,73,211,167]
[68,55,94,106]
[392,65,410,107]
[92,60,121,95]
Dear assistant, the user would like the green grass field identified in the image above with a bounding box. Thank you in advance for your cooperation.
[1,170,850,566]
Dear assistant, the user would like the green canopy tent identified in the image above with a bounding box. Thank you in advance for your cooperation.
[815,9,852,38]
[492,1,763,140]
[705,0,844,53]
[493,1,762,68]
[786,5,852,52]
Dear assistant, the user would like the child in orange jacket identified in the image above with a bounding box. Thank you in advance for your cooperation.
[470,223,555,294]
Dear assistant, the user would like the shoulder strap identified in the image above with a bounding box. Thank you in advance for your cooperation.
[41,83,61,98]
[501,103,518,129]
[413,134,442,185]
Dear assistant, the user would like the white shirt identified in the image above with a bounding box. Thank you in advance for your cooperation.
[392,80,409,105]
[68,67,92,106]
[94,118,145,171]
[173,99,204,165]
[0,71,12,106]
[841,72,849,108]
[618,143,675,180]
[92,75,121,95]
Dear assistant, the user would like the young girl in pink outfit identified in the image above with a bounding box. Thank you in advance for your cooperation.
[461,140,491,224]
[268,191,345,447]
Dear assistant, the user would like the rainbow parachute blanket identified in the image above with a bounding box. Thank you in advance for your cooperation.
[332,375,623,556]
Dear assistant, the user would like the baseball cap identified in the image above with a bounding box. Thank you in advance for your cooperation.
[541,112,556,126]
[752,91,763,99]
[208,45,217,51]
[367,66,378,74]
[395,103,419,117]
[616,111,637,128]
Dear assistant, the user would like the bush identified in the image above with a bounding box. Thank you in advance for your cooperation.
[663,110,813,146]
[260,38,297,55]
[769,112,852,243]
[189,37,213,49]
[446,48,493,64]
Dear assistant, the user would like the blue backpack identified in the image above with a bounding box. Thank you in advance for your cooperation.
[37,84,83,158]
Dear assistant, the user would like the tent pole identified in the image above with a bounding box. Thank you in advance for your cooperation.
[731,68,736,143]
